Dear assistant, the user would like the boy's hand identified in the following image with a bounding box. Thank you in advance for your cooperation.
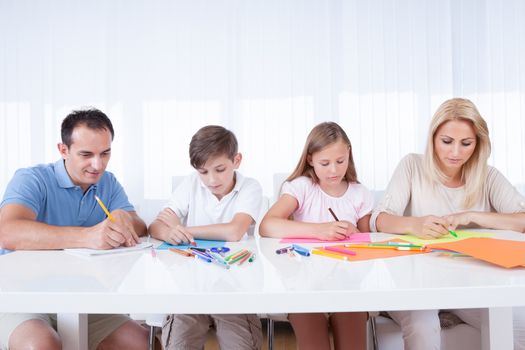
[165,225,194,245]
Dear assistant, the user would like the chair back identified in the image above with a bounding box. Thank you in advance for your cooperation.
[272,172,289,203]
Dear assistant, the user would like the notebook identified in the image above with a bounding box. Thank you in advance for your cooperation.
[64,242,153,257]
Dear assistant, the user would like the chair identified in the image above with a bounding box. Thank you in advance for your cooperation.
[369,313,481,350]
[368,189,481,349]
[272,172,289,203]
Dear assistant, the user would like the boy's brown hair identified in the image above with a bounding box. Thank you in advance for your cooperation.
[189,125,238,169]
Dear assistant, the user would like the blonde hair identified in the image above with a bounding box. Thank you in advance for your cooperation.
[287,122,359,184]
[423,98,491,208]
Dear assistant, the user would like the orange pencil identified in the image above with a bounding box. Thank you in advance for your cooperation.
[169,248,193,257]
[238,252,252,266]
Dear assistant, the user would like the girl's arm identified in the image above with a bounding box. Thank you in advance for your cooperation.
[259,194,349,240]
[446,212,525,233]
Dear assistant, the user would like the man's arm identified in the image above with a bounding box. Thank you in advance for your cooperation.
[128,211,147,236]
[0,204,139,250]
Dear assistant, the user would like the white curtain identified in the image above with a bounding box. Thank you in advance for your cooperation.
[1,0,524,223]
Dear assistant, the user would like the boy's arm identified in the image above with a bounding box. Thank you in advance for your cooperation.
[149,208,195,244]
[0,204,138,250]
[149,208,254,243]
[186,213,254,242]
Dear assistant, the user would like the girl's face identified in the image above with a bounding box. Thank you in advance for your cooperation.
[433,119,477,176]
[308,140,350,186]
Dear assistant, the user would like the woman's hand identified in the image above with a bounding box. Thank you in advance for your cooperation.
[444,212,473,231]
[411,215,450,239]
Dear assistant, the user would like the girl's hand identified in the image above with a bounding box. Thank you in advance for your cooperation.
[412,215,449,239]
[444,212,473,231]
[345,222,361,236]
[317,221,350,240]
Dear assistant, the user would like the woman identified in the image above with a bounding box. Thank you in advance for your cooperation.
[371,97,525,349]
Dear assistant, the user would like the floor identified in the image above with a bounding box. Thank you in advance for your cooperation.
[203,320,297,350]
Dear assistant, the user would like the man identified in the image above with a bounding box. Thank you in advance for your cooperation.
[0,108,149,349]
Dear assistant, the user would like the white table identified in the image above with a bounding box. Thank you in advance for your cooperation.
[0,231,524,350]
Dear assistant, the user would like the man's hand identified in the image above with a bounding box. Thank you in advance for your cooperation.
[85,209,140,249]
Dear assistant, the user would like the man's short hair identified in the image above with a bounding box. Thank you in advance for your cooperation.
[189,125,238,169]
[61,108,114,147]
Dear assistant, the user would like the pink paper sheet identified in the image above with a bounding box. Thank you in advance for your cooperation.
[279,232,371,244]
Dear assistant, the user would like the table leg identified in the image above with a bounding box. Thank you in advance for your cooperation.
[57,313,88,350]
[481,307,513,350]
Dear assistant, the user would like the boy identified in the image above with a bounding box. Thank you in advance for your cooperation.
[149,125,263,350]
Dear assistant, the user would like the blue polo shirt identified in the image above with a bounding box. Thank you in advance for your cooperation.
[0,160,134,227]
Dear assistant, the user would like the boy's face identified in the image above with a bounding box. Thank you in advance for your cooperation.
[197,153,242,200]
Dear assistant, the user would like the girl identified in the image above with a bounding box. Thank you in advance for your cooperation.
[371,98,525,349]
[260,121,372,350]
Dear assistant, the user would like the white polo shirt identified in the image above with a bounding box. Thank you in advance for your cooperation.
[165,171,262,227]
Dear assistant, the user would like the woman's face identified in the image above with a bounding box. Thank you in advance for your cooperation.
[433,119,477,176]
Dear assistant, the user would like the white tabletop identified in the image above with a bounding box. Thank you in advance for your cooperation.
[1,231,524,314]
[0,230,524,349]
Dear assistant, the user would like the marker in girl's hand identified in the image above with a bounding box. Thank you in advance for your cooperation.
[328,207,339,221]
[449,229,458,238]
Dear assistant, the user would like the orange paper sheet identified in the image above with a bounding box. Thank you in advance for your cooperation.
[428,238,525,268]
[314,244,427,262]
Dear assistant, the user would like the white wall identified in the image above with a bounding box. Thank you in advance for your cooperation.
[1,0,524,223]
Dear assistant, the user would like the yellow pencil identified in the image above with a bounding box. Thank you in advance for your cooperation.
[94,195,115,222]
[311,249,350,261]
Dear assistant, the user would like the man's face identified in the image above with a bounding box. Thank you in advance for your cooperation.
[58,125,112,191]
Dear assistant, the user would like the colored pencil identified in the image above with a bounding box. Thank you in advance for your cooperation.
[312,249,350,261]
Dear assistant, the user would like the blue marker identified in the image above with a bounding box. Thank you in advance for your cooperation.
[194,254,212,263]
[0,248,13,256]
[292,244,311,257]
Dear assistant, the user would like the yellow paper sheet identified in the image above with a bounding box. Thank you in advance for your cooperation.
[392,230,493,245]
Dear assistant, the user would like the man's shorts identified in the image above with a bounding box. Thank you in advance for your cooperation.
[0,313,130,350]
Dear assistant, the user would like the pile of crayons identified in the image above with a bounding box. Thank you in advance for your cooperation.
[275,242,429,262]
[276,244,354,261]
[275,244,311,257]
[169,247,255,269]
[343,242,429,251]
